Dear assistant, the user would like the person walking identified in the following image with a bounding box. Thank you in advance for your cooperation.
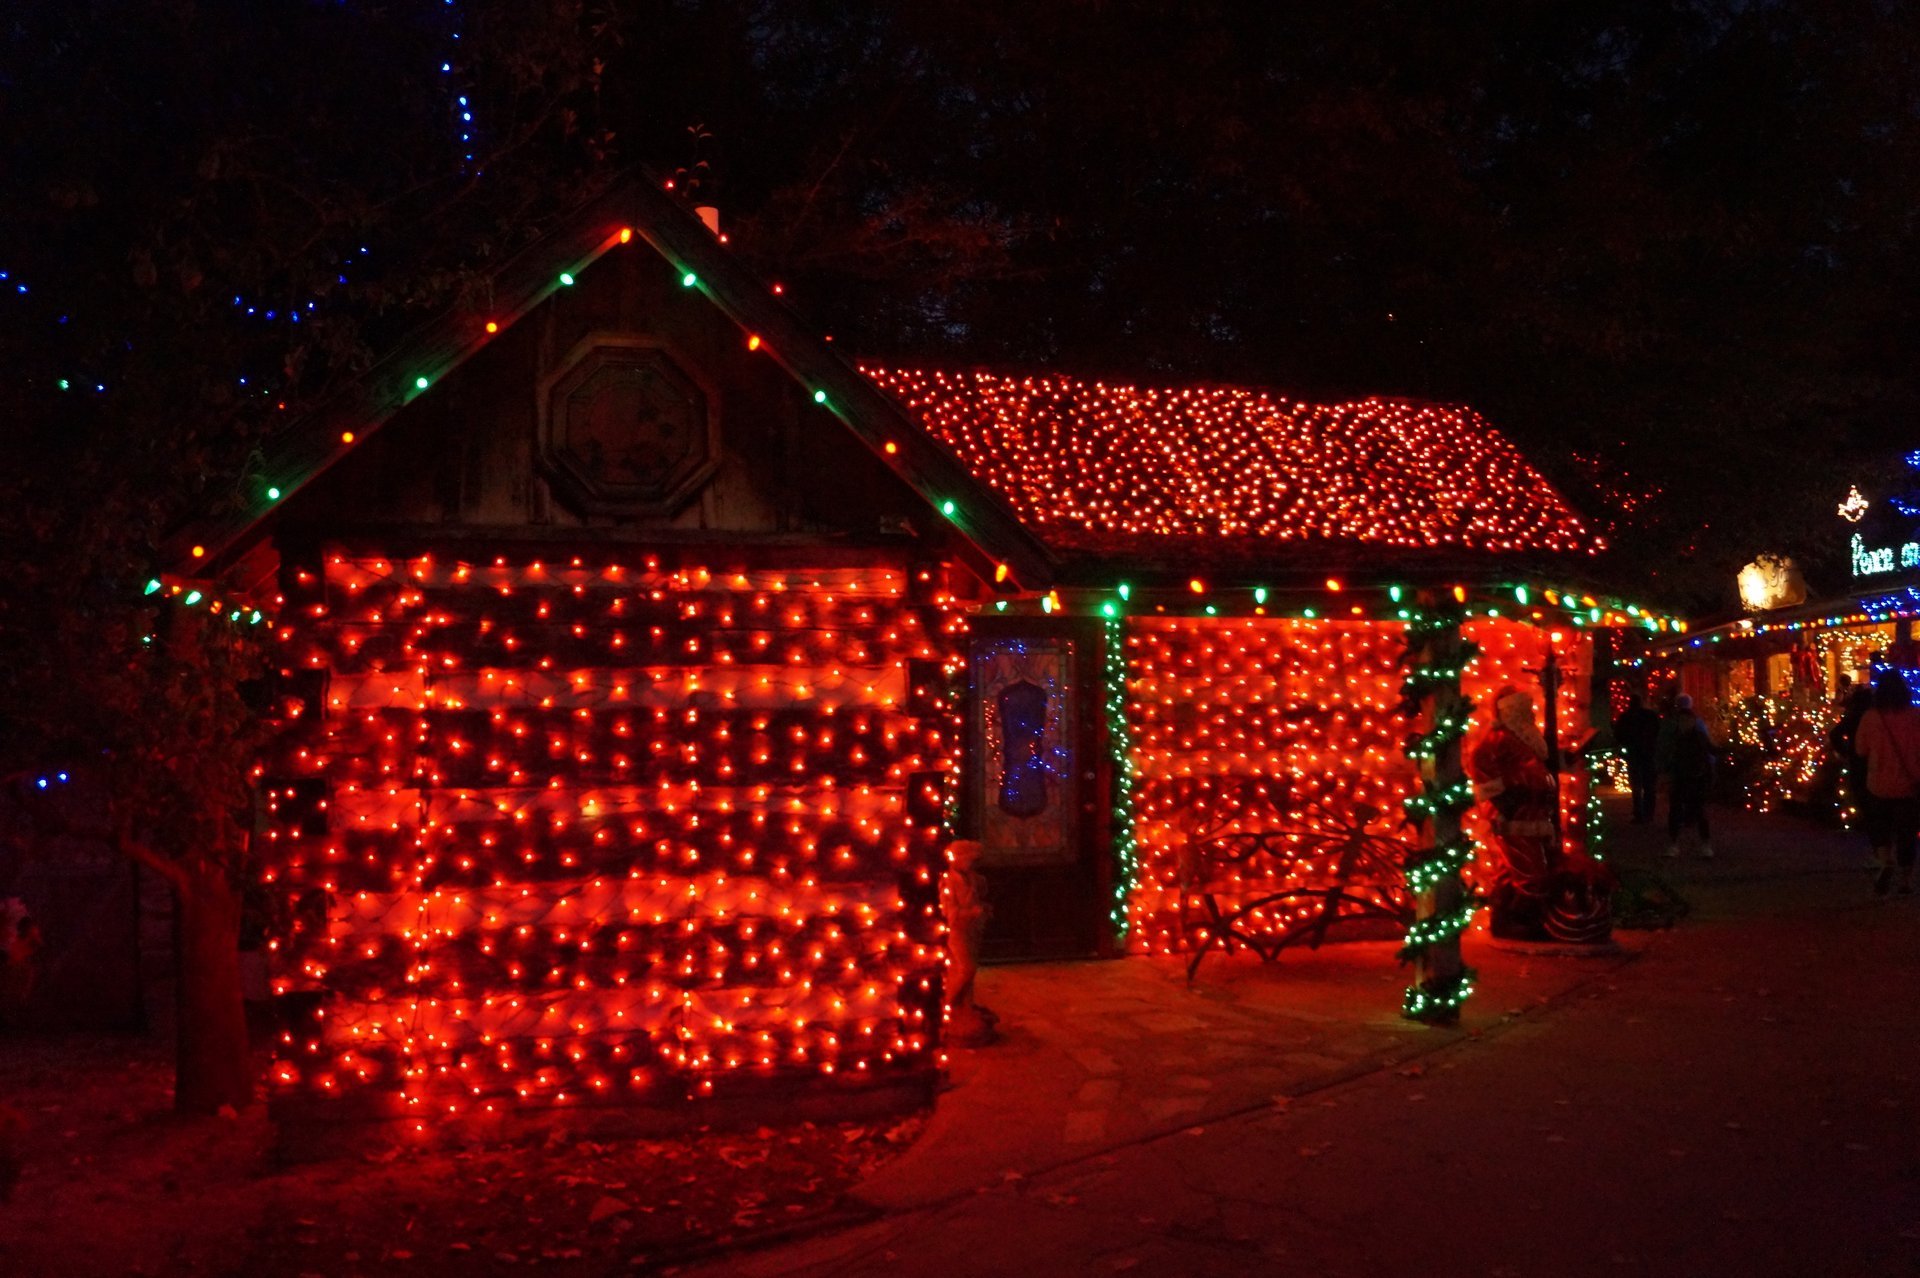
[1657,694,1715,858]
[1613,691,1661,824]
[1852,670,1920,895]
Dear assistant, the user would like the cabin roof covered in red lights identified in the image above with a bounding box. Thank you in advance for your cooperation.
[860,367,1602,564]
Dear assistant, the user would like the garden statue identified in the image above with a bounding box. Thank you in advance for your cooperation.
[1467,687,1614,946]
[941,839,998,1045]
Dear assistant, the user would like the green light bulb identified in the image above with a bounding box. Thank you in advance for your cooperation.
[144,579,163,595]
[1254,586,1268,605]
[267,487,281,501]
[250,611,263,624]
[813,389,828,404]
[1514,585,1529,605]
[940,500,957,517]
[415,376,429,390]
[1117,583,1131,600]
[183,590,202,606]
[57,378,70,391]
[1101,601,1117,618]
[681,272,698,287]
[558,272,575,286]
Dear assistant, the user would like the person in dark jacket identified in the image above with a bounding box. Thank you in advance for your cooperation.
[1613,691,1661,824]
[1657,694,1715,858]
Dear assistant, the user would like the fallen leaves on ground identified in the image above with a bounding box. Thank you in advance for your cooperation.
[1,1036,926,1278]
[243,1114,920,1277]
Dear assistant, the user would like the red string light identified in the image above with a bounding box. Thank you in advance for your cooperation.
[249,356,1617,1121]
[262,552,963,1124]
[861,368,1601,556]
[1121,615,1598,955]
[1124,618,1417,953]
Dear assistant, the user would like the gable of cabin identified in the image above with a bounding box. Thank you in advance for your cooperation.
[255,238,978,1133]
[285,246,933,544]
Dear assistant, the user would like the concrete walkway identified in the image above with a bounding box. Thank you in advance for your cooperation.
[683,802,1917,1277]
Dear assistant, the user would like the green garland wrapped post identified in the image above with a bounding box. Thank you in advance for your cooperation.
[1103,614,1139,945]
[1399,596,1480,1023]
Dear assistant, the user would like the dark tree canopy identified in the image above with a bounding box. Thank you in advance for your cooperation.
[1,0,621,781]
[1,0,627,1109]
[5,1,1919,708]
[721,1,1920,606]
[642,0,1919,608]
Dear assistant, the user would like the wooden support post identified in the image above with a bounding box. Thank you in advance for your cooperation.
[1401,597,1475,1024]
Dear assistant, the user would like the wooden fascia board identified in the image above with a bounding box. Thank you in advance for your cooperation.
[163,173,1057,588]
[618,179,1057,589]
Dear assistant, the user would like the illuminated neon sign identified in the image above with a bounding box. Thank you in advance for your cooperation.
[1853,532,1920,578]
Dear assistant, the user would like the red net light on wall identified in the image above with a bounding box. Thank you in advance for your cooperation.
[861,368,1602,557]
[1118,614,1600,956]
[1122,618,1420,954]
[260,551,964,1125]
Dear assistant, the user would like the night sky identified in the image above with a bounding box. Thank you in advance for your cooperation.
[4,1,1918,606]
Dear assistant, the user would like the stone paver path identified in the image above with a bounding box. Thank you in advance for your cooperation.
[691,800,1911,1277]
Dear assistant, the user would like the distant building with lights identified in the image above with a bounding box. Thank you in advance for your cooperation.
[160,173,1672,1139]
[1651,459,1920,820]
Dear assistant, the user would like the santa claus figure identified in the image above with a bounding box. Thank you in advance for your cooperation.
[1467,686,1613,945]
